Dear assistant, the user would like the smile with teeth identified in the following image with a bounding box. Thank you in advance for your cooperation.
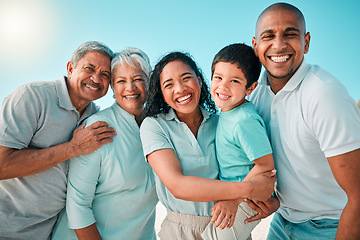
[217,93,230,100]
[176,94,191,103]
[85,83,100,90]
[124,94,139,99]
[270,55,290,63]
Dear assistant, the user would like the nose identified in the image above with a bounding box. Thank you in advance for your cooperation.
[125,81,136,90]
[90,72,102,83]
[174,81,186,93]
[218,80,229,90]
[272,35,287,51]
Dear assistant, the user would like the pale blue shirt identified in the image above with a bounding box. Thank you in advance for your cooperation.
[140,108,219,217]
[216,102,272,182]
[52,102,158,240]
[249,60,360,222]
[0,77,97,240]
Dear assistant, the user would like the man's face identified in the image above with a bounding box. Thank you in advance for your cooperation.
[67,51,111,110]
[252,8,310,83]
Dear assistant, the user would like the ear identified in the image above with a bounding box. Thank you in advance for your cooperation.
[252,37,259,57]
[66,61,74,78]
[246,82,258,95]
[198,77,202,88]
[304,32,310,54]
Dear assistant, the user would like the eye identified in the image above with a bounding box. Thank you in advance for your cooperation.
[262,34,275,40]
[231,79,240,83]
[116,79,126,84]
[101,72,110,80]
[213,76,222,81]
[135,78,145,82]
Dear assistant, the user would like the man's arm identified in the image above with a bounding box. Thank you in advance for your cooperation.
[328,148,360,240]
[74,223,102,240]
[0,121,116,180]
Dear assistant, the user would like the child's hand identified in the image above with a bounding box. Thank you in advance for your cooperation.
[210,200,239,229]
[244,195,280,223]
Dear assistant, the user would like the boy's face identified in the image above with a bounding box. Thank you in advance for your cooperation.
[210,62,257,112]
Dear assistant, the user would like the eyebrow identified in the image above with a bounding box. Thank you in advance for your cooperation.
[260,27,300,37]
[162,72,192,86]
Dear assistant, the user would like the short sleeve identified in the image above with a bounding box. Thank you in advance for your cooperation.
[0,85,41,149]
[140,117,173,159]
[304,80,360,157]
[233,117,273,161]
[66,150,103,229]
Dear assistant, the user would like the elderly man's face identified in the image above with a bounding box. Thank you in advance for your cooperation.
[252,8,310,84]
[66,51,111,110]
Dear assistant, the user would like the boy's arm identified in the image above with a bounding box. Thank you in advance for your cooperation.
[243,153,275,181]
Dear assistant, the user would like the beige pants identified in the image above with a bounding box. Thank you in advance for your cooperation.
[158,210,212,240]
[201,201,260,240]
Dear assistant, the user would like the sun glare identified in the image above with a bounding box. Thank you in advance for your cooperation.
[0,0,58,64]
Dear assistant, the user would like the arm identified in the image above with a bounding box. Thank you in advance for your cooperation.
[243,154,275,181]
[74,223,102,240]
[328,149,360,240]
[147,148,276,202]
[0,121,116,180]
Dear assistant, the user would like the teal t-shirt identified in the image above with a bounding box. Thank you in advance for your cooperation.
[216,101,272,182]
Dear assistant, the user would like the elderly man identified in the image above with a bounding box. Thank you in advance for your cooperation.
[0,41,116,239]
[248,3,360,240]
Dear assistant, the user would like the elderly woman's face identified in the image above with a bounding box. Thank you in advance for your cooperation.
[112,62,147,117]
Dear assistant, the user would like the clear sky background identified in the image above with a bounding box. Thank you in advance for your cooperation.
[1,0,359,110]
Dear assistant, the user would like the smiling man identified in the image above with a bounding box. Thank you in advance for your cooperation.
[248,3,360,240]
[0,41,116,240]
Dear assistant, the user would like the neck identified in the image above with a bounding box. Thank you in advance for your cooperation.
[176,107,203,137]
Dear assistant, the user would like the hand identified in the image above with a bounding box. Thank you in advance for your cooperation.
[70,121,116,156]
[211,200,239,229]
[247,170,277,201]
[244,195,280,223]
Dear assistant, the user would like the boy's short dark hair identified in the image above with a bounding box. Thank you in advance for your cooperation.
[211,43,261,89]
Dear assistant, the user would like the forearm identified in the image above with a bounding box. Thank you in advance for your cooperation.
[0,142,79,180]
[336,198,360,239]
[169,175,252,202]
[74,223,102,240]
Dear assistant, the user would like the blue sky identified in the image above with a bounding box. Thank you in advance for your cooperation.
[1,0,359,109]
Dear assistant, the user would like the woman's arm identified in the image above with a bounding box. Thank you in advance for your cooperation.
[74,223,102,240]
[147,148,276,202]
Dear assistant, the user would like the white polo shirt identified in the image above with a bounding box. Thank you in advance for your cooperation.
[249,60,360,223]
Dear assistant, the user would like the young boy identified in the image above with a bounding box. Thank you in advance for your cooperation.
[202,43,275,240]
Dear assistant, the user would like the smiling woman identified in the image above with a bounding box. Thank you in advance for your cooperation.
[0,0,57,63]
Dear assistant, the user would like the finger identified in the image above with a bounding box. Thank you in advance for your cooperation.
[214,212,225,228]
[210,207,220,223]
[264,169,277,177]
[244,199,260,211]
[89,121,110,129]
[220,214,230,230]
[245,212,263,224]
[227,214,235,228]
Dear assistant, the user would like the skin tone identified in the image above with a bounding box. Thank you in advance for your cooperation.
[210,62,275,227]
[252,6,360,239]
[252,8,310,94]
[73,61,149,240]
[146,60,277,229]
[0,51,116,180]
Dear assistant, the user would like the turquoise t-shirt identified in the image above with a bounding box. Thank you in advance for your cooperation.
[217,101,272,182]
[140,108,219,217]
[52,102,158,240]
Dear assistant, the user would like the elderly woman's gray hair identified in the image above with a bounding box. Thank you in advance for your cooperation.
[71,41,114,67]
[111,48,152,86]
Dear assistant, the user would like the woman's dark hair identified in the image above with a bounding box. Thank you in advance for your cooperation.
[144,51,216,117]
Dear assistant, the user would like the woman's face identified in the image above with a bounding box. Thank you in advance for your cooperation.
[160,60,202,116]
[112,61,148,117]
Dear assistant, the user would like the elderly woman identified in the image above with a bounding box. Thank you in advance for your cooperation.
[52,48,158,240]
[140,51,276,239]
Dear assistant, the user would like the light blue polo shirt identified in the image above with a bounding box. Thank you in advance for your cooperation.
[52,102,158,240]
[216,101,272,182]
[140,108,219,217]
[0,77,97,240]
